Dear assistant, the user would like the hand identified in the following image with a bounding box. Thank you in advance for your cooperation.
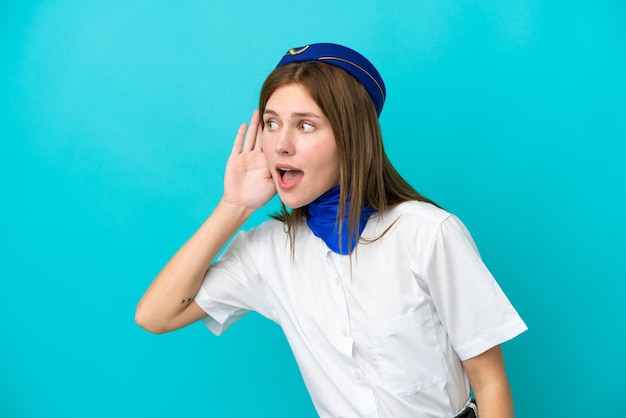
[222,110,276,210]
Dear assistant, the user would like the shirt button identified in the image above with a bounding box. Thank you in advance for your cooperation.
[354,370,363,380]
[334,277,340,285]
[340,329,348,337]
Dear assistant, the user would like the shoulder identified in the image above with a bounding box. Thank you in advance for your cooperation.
[387,200,452,222]
[371,200,453,233]
[233,218,286,244]
[221,219,286,257]
[365,201,477,250]
[251,218,286,235]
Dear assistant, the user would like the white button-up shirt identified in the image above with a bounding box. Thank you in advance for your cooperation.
[195,201,527,417]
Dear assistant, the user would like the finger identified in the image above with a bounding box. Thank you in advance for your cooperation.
[231,123,248,154]
[243,110,260,152]
[253,123,263,151]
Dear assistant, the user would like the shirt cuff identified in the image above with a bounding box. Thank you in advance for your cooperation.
[454,316,528,360]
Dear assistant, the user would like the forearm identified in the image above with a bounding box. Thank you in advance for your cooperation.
[462,345,515,418]
[135,199,253,333]
[472,379,514,418]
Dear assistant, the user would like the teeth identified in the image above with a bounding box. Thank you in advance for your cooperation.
[278,168,293,179]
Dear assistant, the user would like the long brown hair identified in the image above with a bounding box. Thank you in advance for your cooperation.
[259,62,438,251]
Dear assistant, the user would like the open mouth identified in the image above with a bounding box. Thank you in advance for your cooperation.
[278,168,304,183]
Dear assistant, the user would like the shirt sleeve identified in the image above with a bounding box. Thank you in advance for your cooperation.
[423,215,527,360]
[194,228,276,336]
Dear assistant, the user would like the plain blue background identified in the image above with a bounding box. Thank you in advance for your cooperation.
[1,1,624,416]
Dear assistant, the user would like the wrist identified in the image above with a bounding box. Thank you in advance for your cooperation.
[217,198,256,221]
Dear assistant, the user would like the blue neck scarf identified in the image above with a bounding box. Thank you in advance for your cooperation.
[306,186,377,255]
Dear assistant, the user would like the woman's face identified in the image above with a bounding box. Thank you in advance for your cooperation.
[262,83,340,209]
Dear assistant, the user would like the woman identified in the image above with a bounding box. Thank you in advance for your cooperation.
[135,43,527,418]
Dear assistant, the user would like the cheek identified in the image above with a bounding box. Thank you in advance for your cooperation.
[317,151,340,181]
[325,145,340,172]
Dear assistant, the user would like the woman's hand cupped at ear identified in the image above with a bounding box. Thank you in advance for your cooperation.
[222,109,277,210]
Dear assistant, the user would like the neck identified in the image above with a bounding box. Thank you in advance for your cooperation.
[306,186,376,254]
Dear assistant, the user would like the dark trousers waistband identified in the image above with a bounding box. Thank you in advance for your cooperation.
[453,400,477,418]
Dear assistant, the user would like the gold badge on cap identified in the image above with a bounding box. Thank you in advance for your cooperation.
[287,45,310,55]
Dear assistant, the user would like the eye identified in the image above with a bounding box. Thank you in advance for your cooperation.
[300,122,314,132]
[265,120,278,131]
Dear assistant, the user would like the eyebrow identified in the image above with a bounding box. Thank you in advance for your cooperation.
[263,109,322,119]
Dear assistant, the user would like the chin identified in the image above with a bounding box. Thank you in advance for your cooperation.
[279,199,306,210]
[277,193,311,210]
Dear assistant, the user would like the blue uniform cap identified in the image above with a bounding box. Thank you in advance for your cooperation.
[276,43,386,116]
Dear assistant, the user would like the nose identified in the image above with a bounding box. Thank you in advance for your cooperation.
[274,128,294,155]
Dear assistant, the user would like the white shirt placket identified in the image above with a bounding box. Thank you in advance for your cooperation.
[326,251,379,417]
